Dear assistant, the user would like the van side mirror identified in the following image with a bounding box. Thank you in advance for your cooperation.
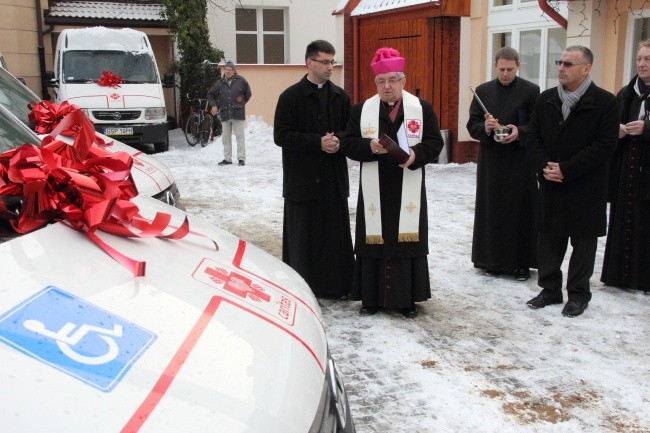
[45,71,58,87]
[162,72,175,88]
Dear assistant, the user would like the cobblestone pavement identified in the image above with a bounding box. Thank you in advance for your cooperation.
[160,131,650,433]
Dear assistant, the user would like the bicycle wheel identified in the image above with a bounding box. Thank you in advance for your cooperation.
[185,115,200,146]
[200,114,213,147]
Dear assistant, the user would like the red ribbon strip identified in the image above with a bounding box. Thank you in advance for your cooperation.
[0,101,189,277]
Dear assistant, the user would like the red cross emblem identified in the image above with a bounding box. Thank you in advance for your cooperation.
[110,93,121,100]
[204,266,271,302]
[407,119,420,134]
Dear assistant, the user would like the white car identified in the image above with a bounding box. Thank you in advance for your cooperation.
[0,116,355,432]
[0,66,182,209]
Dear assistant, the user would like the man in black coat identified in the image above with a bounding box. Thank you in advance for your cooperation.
[467,47,539,281]
[526,46,618,317]
[273,40,354,299]
[601,39,650,294]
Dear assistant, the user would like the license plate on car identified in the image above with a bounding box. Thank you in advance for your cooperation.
[104,127,133,135]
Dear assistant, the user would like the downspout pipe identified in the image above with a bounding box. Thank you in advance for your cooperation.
[538,0,567,29]
[35,0,52,100]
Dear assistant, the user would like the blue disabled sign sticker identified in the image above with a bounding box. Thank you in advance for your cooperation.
[0,286,157,392]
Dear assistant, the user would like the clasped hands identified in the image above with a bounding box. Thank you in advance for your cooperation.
[369,138,415,168]
[543,161,564,183]
[619,120,644,138]
[321,132,340,154]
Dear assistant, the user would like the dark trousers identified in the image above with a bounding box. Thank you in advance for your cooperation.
[537,232,597,303]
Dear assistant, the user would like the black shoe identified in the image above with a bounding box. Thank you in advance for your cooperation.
[399,305,418,318]
[562,300,588,317]
[218,159,232,166]
[359,306,378,316]
[238,160,245,166]
[484,269,503,276]
[526,291,563,309]
[514,268,531,281]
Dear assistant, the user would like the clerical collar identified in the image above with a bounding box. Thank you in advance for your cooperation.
[306,76,326,89]
[382,99,400,109]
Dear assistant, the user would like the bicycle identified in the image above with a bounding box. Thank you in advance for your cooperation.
[184,95,213,147]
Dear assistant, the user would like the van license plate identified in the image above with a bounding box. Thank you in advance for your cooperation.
[104,127,133,136]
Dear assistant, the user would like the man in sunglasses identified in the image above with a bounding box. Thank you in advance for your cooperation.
[273,40,354,299]
[525,46,618,317]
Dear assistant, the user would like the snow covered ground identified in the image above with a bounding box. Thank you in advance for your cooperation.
[155,119,649,433]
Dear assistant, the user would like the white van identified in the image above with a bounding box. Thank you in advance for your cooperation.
[47,27,173,153]
[0,58,182,209]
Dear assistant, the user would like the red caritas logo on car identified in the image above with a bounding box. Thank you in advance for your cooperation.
[406,119,421,138]
[193,258,297,325]
[110,93,121,100]
[205,267,271,302]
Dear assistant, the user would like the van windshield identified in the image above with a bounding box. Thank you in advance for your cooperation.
[63,51,159,84]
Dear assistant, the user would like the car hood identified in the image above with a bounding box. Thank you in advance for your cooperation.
[40,132,175,198]
[0,197,327,433]
[61,83,163,109]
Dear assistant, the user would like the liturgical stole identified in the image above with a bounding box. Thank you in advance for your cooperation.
[360,90,423,244]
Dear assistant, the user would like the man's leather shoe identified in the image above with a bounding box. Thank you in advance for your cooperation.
[359,306,378,316]
[218,159,232,166]
[484,269,503,276]
[514,268,531,281]
[526,291,563,309]
[238,160,245,166]
[562,300,588,317]
[399,305,418,318]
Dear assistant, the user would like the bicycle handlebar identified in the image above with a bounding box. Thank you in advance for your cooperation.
[196,60,220,67]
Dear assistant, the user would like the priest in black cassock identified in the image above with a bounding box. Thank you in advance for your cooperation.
[601,39,650,294]
[341,47,443,318]
[466,47,539,281]
[274,40,354,298]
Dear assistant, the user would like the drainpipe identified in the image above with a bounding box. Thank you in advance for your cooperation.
[538,0,567,29]
[34,0,52,99]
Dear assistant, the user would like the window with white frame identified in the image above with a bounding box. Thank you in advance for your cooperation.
[624,14,650,84]
[491,0,537,9]
[235,8,287,64]
[488,2,567,90]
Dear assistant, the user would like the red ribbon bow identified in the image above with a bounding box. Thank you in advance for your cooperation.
[97,70,122,88]
[0,101,189,277]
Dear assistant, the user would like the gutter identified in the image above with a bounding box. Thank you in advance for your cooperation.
[35,0,52,100]
[538,0,567,29]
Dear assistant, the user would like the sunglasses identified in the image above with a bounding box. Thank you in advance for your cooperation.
[555,60,587,68]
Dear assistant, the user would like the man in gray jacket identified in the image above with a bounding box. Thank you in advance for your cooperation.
[208,61,252,166]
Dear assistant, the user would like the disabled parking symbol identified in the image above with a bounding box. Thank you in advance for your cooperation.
[0,286,157,392]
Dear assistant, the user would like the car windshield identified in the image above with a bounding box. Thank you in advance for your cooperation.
[0,67,39,125]
[0,107,41,243]
[63,51,159,84]
[0,106,40,152]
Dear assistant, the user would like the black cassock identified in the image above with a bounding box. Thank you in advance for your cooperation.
[341,96,443,309]
[601,77,650,291]
[274,77,354,298]
[466,76,539,273]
